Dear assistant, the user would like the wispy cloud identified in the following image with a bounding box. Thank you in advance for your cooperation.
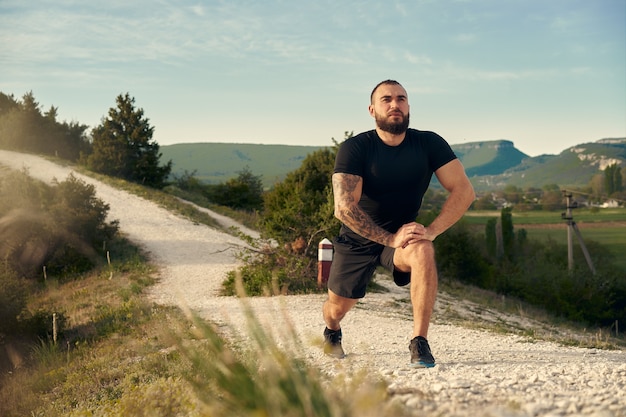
[453,33,477,43]
[0,0,435,74]
[1,3,622,94]
[431,63,562,83]
[189,4,205,17]
[404,52,433,65]
[550,12,584,34]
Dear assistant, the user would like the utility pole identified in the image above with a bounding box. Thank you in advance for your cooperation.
[561,192,596,274]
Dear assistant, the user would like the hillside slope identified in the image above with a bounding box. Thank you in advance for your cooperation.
[477,138,626,189]
[162,137,625,190]
[162,142,327,187]
[1,150,625,417]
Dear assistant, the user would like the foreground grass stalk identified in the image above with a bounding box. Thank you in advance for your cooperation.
[175,274,399,417]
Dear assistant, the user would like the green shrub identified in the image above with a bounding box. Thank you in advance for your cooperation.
[433,221,494,288]
[508,239,626,325]
[222,235,320,296]
[421,206,625,327]
[230,146,339,295]
[51,174,119,246]
[0,269,29,334]
[473,228,626,326]
[0,171,118,279]
[259,148,338,247]
[205,167,264,211]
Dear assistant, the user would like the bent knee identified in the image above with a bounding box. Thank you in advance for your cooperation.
[394,240,435,270]
[402,240,435,265]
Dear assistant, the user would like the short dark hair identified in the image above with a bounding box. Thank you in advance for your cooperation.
[370,79,402,103]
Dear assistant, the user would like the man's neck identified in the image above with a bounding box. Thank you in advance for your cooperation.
[375,127,407,146]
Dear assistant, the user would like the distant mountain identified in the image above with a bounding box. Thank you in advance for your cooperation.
[451,140,528,177]
[473,138,626,190]
[161,137,626,191]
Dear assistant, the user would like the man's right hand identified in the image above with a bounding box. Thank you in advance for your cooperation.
[393,222,428,248]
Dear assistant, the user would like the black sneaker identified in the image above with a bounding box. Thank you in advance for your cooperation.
[323,328,346,359]
[409,336,436,368]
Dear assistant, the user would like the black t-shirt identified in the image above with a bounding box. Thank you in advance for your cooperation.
[334,128,457,233]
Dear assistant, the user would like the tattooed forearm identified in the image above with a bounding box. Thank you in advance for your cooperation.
[338,205,392,246]
[333,174,392,246]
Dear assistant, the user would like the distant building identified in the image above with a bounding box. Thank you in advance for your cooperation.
[601,199,620,208]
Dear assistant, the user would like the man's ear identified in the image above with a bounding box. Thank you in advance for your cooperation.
[368,104,375,117]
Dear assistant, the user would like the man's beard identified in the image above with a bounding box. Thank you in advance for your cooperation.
[375,111,410,135]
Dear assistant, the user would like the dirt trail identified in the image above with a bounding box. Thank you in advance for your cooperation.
[1,150,624,417]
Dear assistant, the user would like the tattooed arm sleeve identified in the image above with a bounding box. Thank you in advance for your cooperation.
[332,173,393,246]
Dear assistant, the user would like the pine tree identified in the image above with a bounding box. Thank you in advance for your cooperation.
[87,93,171,188]
[613,164,623,193]
[603,163,622,196]
[501,207,514,259]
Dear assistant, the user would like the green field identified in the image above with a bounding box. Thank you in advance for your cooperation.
[524,227,626,268]
[463,208,626,271]
[464,208,626,225]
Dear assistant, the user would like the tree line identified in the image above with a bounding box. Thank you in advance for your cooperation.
[0,90,265,207]
[0,91,171,188]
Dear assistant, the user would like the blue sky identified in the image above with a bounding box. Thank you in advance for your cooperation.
[1,0,624,157]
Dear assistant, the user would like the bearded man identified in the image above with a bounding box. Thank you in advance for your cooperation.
[322,79,475,367]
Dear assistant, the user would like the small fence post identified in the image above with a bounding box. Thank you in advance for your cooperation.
[107,250,113,279]
[317,238,333,287]
[52,313,58,345]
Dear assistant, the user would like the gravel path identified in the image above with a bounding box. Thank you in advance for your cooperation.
[1,150,624,417]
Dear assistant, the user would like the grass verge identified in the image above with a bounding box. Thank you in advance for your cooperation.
[437,279,625,350]
[0,241,408,417]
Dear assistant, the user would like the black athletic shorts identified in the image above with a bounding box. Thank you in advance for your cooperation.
[327,231,411,299]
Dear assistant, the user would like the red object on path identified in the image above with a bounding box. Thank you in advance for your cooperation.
[317,238,333,287]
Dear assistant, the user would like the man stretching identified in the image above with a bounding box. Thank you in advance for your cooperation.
[322,79,475,367]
